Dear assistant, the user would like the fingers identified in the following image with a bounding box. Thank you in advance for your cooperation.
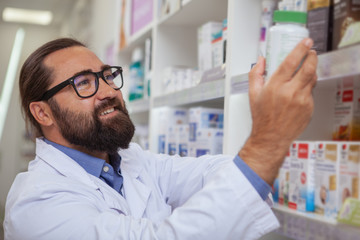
[248,56,266,103]
[293,50,318,90]
[272,38,314,82]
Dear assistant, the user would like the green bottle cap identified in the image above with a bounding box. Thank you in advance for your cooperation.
[273,11,307,24]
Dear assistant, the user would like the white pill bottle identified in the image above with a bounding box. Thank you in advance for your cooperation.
[265,10,309,79]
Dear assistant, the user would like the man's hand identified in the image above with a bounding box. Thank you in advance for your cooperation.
[239,38,318,186]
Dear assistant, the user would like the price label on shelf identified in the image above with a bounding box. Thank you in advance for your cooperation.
[338,198,360,227]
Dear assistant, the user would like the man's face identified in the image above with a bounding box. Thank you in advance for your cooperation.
[43,46,135,153]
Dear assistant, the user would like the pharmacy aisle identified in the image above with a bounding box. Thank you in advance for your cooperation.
[113,0,360,239]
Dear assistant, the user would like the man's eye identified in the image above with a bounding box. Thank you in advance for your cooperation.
[75,78,91,88]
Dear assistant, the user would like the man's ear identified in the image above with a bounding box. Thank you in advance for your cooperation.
[29,101,54,127]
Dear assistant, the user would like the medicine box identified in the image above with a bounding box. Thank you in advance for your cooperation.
[315,141,341,219]
[189,128,223,157]
[288,141,316,212]
[198,21,223,72]
[178,124,189,157]
[157,107,188,154]
[307,0,333,54]
[338,142,360,210]
[332,0,360,50]
[332,77,360,141]
[189,107,224,143]
[279,150,291,207]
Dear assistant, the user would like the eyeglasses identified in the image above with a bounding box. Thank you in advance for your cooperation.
[40,66,123,101]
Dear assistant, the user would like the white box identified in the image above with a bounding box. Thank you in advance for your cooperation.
[339,142,360,210]
[333,77,360,141]
[315,141,341,219]
[278,150,290,207]
[157,107,188,154]
[211,30,223,68]
[178,124,189,157]
[198,22,223,72]
[288,141,316,212]
[167,126,178,156]
[189,129,223,157]
[189,107,224,143]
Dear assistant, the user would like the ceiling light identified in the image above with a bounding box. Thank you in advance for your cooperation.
[2,7,53,25]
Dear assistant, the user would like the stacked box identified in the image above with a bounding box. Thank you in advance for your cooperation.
[332,0,360,50]
[338,142,360,210]
[315,141,341,219]
[332,77,360,141]
[188,107,224,157]
[198,22,223,72]
[288,141,316,212]
[178,124,189,157]
[307,0,333,54]
[189,129,223,157]
[157,107,188,154]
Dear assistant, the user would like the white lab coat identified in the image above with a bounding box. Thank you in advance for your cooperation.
[4,138,279,240]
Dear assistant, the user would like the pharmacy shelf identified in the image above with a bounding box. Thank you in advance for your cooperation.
[158,0,227,27]
[230,44,360,95]
[128,98,150,114]
[272,205,360,239]
[153,78,225,107]
[317,44,360,82]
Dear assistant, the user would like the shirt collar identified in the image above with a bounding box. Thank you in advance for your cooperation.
[43,138,121,178]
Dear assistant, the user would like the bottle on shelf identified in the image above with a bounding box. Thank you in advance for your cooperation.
[128,47,144,101]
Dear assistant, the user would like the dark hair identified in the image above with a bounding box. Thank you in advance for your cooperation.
[19,38,86,138]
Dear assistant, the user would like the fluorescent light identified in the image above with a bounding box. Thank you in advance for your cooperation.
[2,7,53,25]
[0,28,25,141]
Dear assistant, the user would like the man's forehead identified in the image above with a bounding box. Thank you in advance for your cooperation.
[44,46,102,69]
[43,46,103,78]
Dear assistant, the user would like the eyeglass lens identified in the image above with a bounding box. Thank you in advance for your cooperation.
[73,67,122,97]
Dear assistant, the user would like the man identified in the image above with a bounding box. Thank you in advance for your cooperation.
[4,37,317,239]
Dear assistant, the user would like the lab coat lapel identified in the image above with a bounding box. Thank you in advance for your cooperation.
[122,170,151,219]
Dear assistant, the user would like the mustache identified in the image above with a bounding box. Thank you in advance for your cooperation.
[95,98,128,116]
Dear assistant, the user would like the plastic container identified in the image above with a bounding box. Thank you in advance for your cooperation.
[128,47,144,101]
[265,10,309,79]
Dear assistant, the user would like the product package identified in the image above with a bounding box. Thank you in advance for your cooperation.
[288,141,316,212]
[211,30,223,68]
[279,150,291,206]
[307,0,333,54]
[338,142,360,210]
[188,107,224,157]
[198,22,223,72]
[178,124,189,157]
[332,0,360,50]
[315,141,341,219]
[189,128,223,157]
[188,107,224,142]
[332,77,360,141]
[157,108,188,154]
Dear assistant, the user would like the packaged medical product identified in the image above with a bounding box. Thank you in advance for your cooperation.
[332,77,360,141]
[288,141,316,212]
[315,141,341,219]
[338,142,360,210]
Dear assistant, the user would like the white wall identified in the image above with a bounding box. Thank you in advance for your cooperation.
[0,22,59,216]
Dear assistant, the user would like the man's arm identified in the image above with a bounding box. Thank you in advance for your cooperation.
[239,38,318,186]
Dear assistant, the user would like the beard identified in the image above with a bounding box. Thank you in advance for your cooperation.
[48,97,135,154]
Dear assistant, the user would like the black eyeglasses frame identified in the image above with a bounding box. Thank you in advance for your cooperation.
[40,66,123,101]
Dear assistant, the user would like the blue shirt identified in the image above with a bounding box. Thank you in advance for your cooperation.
[44,139,270,200]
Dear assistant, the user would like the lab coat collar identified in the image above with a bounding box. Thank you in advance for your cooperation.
[36,138,152,218]
[35,138,101,190]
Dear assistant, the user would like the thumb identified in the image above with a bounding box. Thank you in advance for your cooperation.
[248,56,265,107]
